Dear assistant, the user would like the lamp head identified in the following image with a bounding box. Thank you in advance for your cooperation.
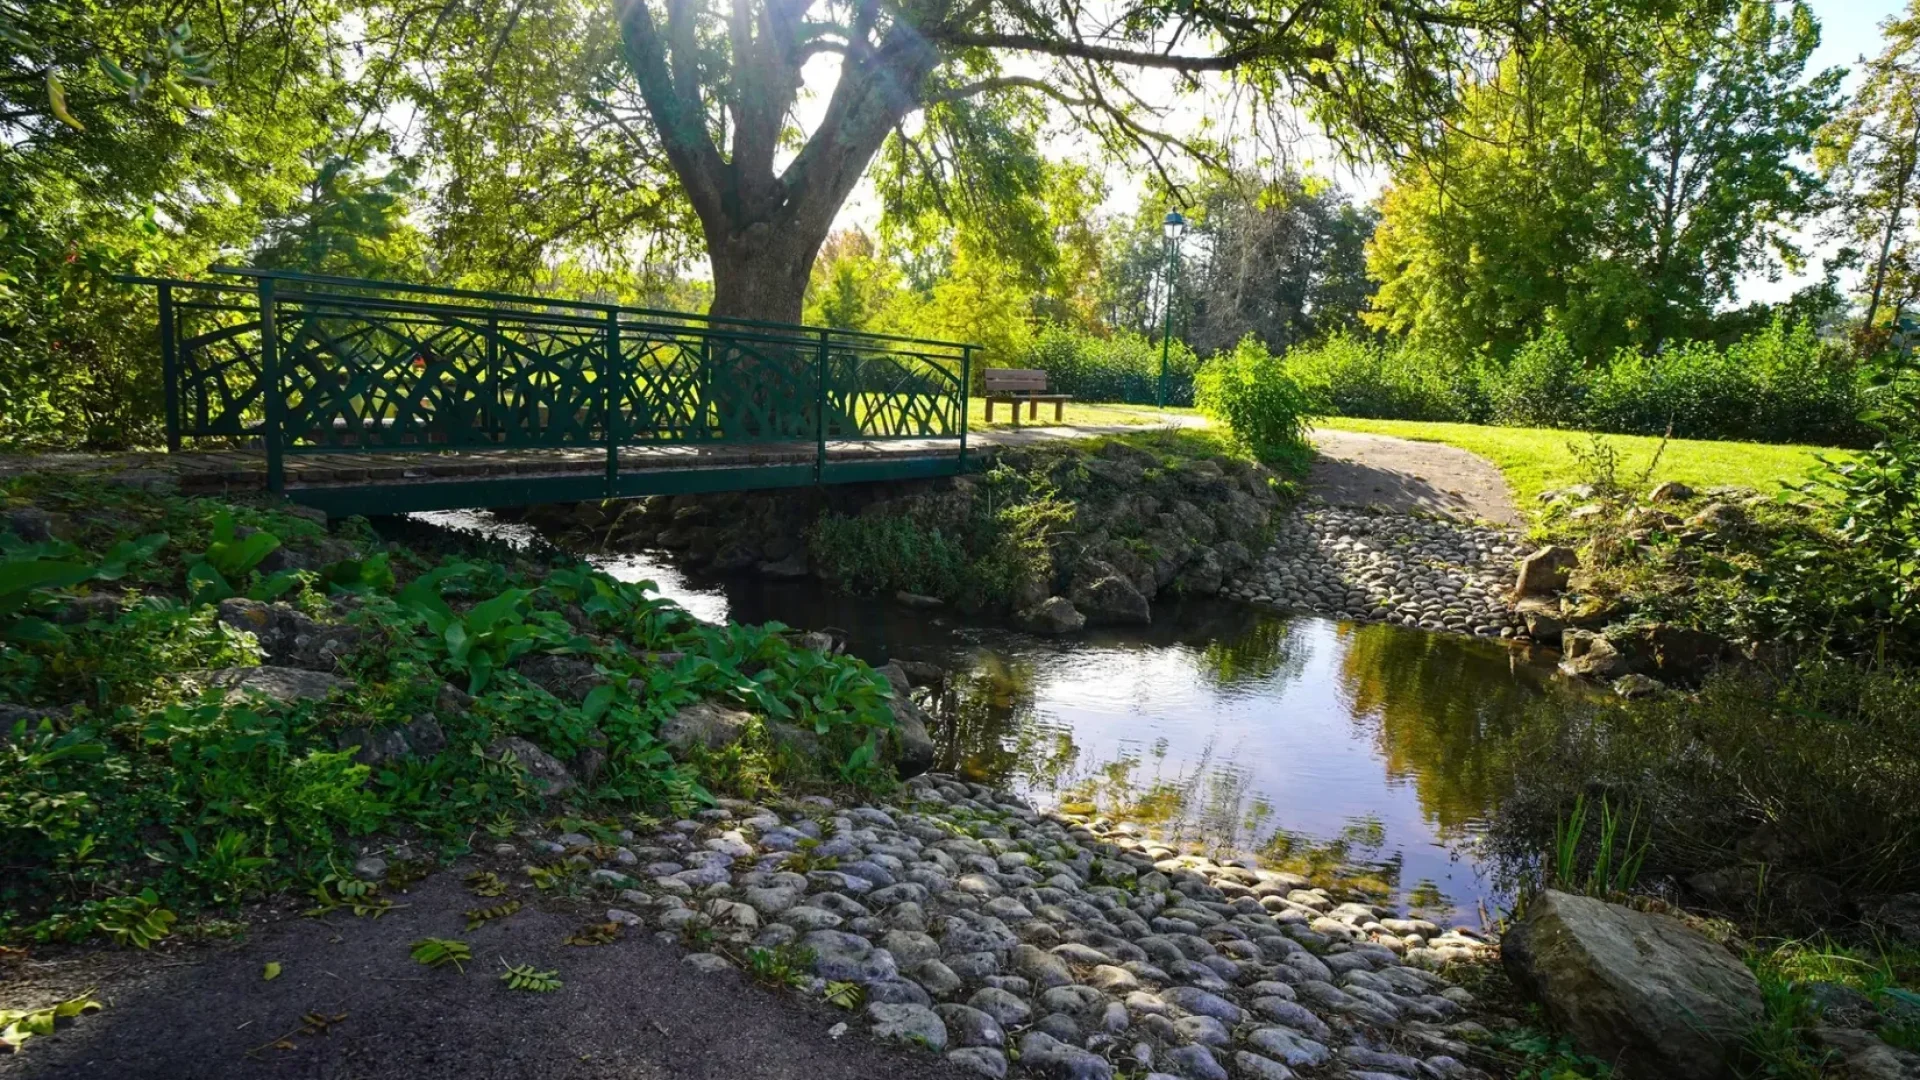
[1162,210,1187,241]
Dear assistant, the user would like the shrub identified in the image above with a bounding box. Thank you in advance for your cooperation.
[1194,335,1317,471]
[1489,656,1920,917]
[1280,332,1483,422]
[1017,324,1199,405]
[1489,327,1588,429]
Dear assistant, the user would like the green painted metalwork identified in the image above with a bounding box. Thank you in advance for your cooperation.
[127,269,977,511]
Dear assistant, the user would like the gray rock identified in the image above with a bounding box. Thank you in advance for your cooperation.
[801,929,897,983]
[682,953,733,974]
[1017,1031,1114,1080]
[946,1047,1008,1079]
[351,855,387,881]
[934,1004,1006,1048]
[1070,560,1151,625]
[1513,545,1577,598]
[1172,1015,1231,1046]
[486,736,577,796]
[865,1002,947,1051]
[914,959,965,1000]
[338,725,412,767]
[1014,943,1073,989]
[1504,889,1762,1080]
[200,665,350,706]
[1158,986,1243,1024]
[1162,1045,1228,1080]
[1018,597,1087,635]
[1246,1000,1329,1041]
[967,987,1032,1027]
[1232,1052,1297,1080]
[659,701,753,754]
[1244,1026,1330,1066]
[882,930,942,970]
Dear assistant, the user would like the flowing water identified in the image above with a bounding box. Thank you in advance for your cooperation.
[409,510,1577,926]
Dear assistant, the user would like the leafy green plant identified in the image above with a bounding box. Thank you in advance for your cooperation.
[1549,793,1648,899]
[745,943,817,989]
[97,889,176,949]
[185,513,294,605]
[410,937,472,971]
[499,961,561,992]
[1194,335,1317,472]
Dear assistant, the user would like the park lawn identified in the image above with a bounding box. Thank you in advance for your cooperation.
[1316,416,1847,509]
[965,397,1203,431]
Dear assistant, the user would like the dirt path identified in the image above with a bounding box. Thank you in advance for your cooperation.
[0,867,970,1080]
[1307,427,1522,527]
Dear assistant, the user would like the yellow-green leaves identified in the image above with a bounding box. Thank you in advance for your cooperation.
[499,962,561,992]
[1,993,101,1052]
[46,73,83,132]
[263,962,282,981]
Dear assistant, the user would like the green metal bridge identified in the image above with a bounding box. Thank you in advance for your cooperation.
[125,269,975,517]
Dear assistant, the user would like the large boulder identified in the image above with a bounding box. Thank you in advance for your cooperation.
[199,665,352,706]
[659,702,754,754]
[486,736,576,797]
[1513,545,1579,599]
[876,662,936,780]
[1069,560,1151,625]
[1017,597,1086,636]
[215,598,359,671]
[1503,890,1763,1079]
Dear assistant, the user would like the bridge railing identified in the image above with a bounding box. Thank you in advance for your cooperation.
[126,269,973,492]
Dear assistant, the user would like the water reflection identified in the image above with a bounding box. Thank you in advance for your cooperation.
[396,515,1568,922]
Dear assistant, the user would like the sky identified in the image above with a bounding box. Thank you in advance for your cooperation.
[805,0,1910,309]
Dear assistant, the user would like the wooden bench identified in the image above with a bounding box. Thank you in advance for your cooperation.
[983,368,1072,425]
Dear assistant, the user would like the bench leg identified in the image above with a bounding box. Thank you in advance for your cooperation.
[1028,399,1038,421]
[1054,400,1063,422]
[985,398,993,423]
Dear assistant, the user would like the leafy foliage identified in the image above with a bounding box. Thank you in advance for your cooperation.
[96,888,174,948]
[499,962,562,993]
[410,937,472,971]
[1194,336,1318,471]
[0,992,102,1053]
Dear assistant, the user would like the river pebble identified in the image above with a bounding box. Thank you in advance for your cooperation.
[1225,506,1526,637]
[535,777,1498,1079]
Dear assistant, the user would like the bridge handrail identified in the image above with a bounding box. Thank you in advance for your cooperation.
[127,268,976,495]
[189,266,977,353]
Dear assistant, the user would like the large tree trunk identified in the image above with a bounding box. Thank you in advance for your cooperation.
[705,222,824,325]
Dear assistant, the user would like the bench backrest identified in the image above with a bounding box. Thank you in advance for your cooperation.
[984,368,1050,393]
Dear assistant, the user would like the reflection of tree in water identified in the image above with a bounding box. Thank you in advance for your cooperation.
[930,650,1081,789]
[1188,608,1312,690]
[1336,621,1549,838]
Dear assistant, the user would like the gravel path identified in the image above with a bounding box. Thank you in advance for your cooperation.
[1308,429,1521,528]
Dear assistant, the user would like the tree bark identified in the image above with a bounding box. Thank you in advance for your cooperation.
[706,223,823,325]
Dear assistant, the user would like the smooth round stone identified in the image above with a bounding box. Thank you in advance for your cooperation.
[1162,1045,1228,1080]
[866,1002,947,1052]
[880,930,941,970]
[1172,1014,1231,1047]
[779,906,843,931]
[865,979,933,1007]
[913,958,964,1000]
[1233,1052,1294,1080]
[682,952,732,973]
[1088,965,1141,993]
[1158,986,1244,1024]
[1245,1026,1331,1067]
[966,987,1031,1027]
[946,1047,1008,1079]
[1034,1012,1081,1045]
[1038,984,1106,1016]
[934,1004,1006,1048]
[1017,1031,1113,1080]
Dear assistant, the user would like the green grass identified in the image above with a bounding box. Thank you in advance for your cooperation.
[965,398,1203,431]
[1317,417,1846,511]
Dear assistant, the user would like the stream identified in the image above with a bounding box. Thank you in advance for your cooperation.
[410,510,1578,926]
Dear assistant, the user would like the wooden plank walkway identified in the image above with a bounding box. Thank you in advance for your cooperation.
[0,421,1185,515]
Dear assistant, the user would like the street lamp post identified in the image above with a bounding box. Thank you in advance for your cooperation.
[1158,209,1187,408]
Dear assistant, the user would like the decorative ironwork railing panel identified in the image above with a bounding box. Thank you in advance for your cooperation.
[131,269,973,492]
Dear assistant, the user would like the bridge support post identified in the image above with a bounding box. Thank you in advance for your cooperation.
[959,345,972,472]
[159,283,180,453]
[259,276,283,493]
[605,310,621,495]
[814,328,830,482]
